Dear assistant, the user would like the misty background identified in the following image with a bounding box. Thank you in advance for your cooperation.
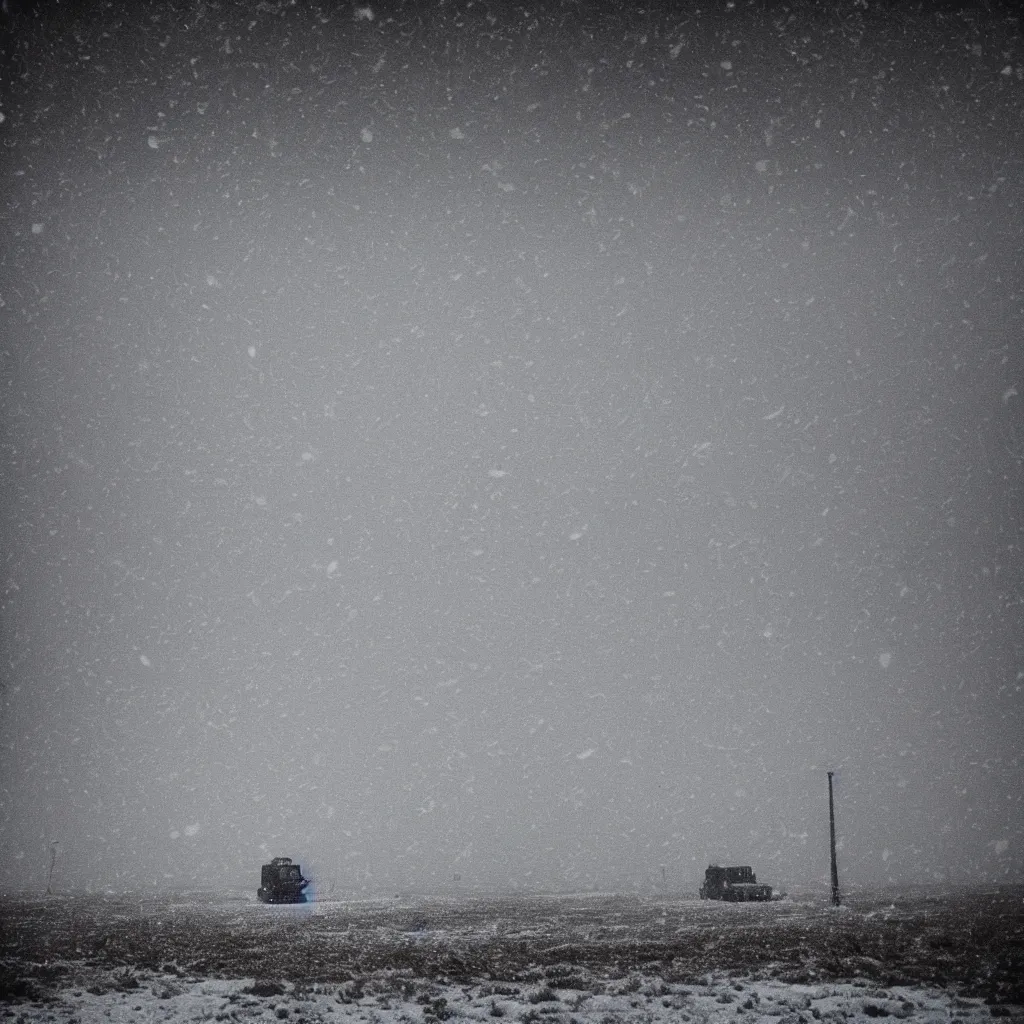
[1,0,1022,895]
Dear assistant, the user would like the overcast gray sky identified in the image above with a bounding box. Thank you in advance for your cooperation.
[1,0,1022,895]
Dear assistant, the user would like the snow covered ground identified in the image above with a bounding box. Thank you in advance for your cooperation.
[2,966,1015,1024]
[2,887,1022,1022]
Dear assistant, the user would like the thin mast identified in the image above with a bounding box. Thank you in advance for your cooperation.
[828,770,840,906]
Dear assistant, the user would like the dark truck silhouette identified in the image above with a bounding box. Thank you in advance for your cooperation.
[257,856,309,903]
[699,864,774,901]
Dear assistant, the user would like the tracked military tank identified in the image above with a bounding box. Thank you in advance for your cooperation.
[699,864,774,901]
[257,856,309,904]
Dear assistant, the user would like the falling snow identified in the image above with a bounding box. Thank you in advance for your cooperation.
[0,0,1019,905]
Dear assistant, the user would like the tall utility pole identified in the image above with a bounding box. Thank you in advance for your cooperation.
[827,771,840,906]
[46,840,59,896]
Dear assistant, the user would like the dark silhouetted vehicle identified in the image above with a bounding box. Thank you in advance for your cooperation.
[699,864,774,901]
[257,856,309,903]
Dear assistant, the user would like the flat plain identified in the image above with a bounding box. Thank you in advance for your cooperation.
[1,885,1022,1022]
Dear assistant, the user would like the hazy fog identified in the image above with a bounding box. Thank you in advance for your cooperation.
[1,0,1021,895]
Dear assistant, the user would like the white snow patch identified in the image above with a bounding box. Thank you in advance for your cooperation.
[361,127,374,143]
[183,823,200,837]
[354,5,374,20]
[139,654,151,667]
[326,560,338,575]
[488,468,507,478]
[993,838,1009,855]
[32,222,44,234]
[763,405,785,420]
[247,345,257,358]
[879,652,892,669]
[577,747,597,760]
[1002,386,1018,403]
[450,126,466,139]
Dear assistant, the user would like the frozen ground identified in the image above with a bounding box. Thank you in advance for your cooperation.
[0,967,1013,1024]
[2,886,1022,1022]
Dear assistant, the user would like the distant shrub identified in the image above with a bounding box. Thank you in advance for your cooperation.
[662,994,691,1011]
[863,1003,891,1017]
[481,984,520,997]
[528,987,560,1004]
[0,970,39,1002]
[244,980,286,998]
[424,996,453,1021]
[291,981,328,1000]
[337,978,366,1003]
[150,979,186,999]
[550,974,589,991]
[641,981,672,998]
[112,968,139,991]
[387,975,419,1000]
[614,976,642,996]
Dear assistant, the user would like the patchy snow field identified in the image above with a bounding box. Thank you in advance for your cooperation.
[2,886,1022,1023]
[0,969,1011,1024]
